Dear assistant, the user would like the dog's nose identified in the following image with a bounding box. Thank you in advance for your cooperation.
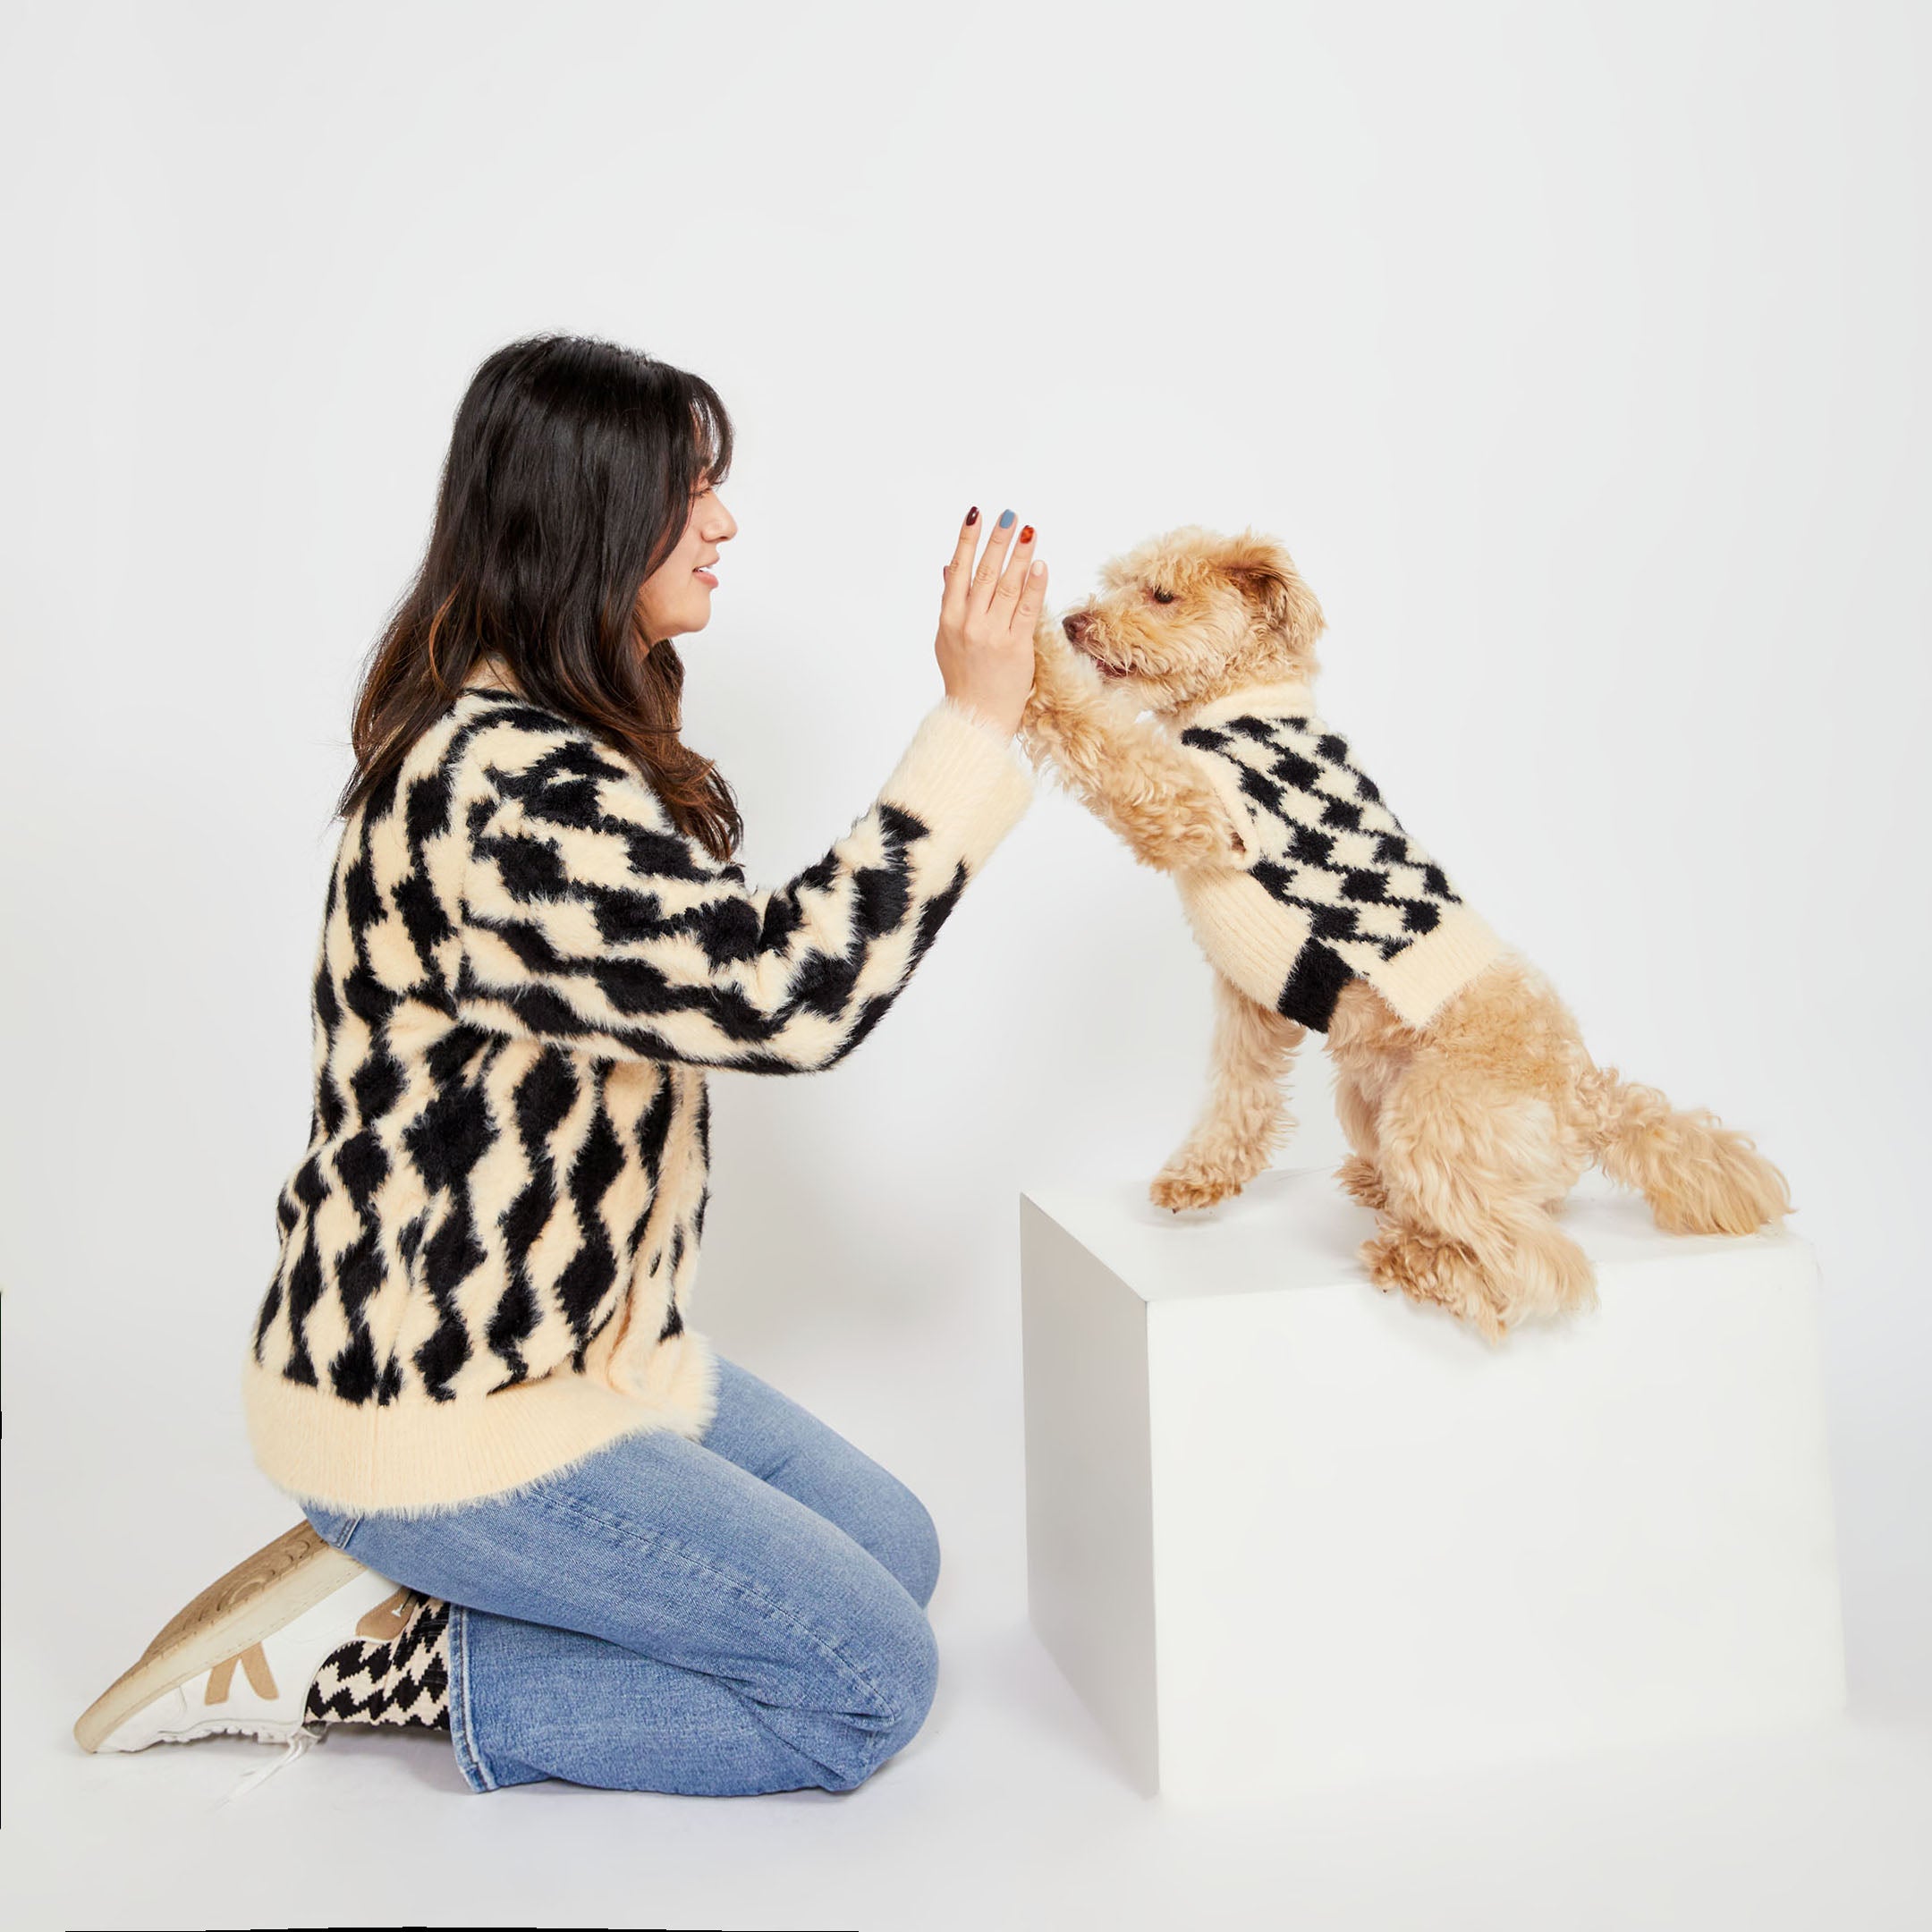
[1062,611,1091,643]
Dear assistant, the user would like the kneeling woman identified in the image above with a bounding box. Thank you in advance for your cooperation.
[74,335,1046,1795]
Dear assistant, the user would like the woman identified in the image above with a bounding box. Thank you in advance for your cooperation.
[72,334,1047,1795]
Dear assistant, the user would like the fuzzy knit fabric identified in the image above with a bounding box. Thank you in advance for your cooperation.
[1170,680,1503,1032]
[306,1592,451,1729]
[245,657,1034,1513]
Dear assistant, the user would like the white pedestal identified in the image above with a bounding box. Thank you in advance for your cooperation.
[1019,1167,1845,1804]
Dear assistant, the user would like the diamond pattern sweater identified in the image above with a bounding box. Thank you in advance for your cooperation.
[244,658,1034,1513]
[1171,680,1503,1032]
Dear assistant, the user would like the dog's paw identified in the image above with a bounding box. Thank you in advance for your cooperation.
[1335,1156,1388,1211]
[1360,1225,1513,1343]
[1149,1166,1242,1212]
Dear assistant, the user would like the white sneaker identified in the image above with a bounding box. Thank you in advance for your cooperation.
[75,1522,410,1753]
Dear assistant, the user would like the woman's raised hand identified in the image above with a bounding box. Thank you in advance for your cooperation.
[935,507,1045,739]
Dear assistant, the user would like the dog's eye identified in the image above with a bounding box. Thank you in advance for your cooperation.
[1148,586,1176,605]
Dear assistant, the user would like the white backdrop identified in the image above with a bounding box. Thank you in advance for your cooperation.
[4,4,1928,1923]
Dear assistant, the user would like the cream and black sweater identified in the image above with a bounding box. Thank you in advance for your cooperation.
[245,658,1034,1513]
[1171,680,1503,1031]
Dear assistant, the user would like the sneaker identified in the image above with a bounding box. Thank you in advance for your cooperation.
[74,1521,411,1753]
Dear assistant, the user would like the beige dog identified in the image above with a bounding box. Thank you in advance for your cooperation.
[1021,525,1791,1340]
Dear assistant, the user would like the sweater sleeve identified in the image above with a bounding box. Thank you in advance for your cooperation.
[453,696,1035,1072]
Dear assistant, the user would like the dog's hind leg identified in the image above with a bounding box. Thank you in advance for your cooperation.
[1365,1188,1594,1340]
[1334,1065,1388,1212]
[1368,1071,1597,1336]
[1360,1219,1508,1338]
[1151,970,1306,1211]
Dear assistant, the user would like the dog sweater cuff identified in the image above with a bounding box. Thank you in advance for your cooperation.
[880,698,1036,875]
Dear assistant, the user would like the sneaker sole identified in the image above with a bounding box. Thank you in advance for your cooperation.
[73,1522,370,1753]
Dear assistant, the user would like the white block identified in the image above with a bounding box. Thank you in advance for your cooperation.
[1020,1167,1845,1804]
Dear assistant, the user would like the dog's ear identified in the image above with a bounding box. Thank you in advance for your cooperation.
[1223,534,1325,649]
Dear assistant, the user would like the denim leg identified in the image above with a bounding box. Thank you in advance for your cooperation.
[695,1356,944,1610]
[304,1410,938,1796]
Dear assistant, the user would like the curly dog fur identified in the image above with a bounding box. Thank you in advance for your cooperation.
[1022,525,1792,1341]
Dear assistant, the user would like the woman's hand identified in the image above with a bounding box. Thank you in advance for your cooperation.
[936,507,1046,739]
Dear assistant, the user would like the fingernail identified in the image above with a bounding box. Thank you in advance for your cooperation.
[997,509,1014,529]
[1019,524,1035,544]
[965,506,979,525]
[1030,560,1046,576]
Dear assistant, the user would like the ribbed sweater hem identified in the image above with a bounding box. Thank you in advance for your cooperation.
[1370,905,1506,1028]
[242,1327,721,1517]
[1180,869,1504,1031]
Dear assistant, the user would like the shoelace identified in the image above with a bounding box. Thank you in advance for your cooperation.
[215,1724,322,1808]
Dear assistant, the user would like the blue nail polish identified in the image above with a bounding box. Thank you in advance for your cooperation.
[997,509,1015,529]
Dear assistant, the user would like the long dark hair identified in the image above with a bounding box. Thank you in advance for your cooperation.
[338,334,743,860]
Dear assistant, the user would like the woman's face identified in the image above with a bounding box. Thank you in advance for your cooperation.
[635,475,738,641]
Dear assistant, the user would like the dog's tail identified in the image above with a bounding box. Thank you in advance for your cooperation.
[1579,1067,1792,1235]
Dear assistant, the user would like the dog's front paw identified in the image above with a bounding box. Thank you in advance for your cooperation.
[1150,1165,1243,1212]
[1029,618,1109,715]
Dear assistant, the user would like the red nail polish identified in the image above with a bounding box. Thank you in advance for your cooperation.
[965,506,979,525]
[1019,524,1035,544]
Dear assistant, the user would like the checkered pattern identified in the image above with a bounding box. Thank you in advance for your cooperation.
[306,1596,451,1730]
[1181,711,1469,1030]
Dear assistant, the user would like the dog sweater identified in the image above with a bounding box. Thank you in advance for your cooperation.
[243,657,1034,1513]
[1170,680,1504,1032]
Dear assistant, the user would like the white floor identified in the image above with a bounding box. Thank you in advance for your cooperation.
[9,1530,1930,1931]
[9,1640,1932,1932]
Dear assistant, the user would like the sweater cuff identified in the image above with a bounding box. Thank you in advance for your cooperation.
[879,697,1036,874]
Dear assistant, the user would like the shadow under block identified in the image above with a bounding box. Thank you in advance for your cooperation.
[1018,1168,1845,1804]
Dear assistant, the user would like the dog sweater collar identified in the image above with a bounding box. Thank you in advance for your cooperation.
[1175,678,1319,731]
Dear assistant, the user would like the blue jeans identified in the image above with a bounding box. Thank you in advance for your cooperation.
[301,1356,941,1795]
